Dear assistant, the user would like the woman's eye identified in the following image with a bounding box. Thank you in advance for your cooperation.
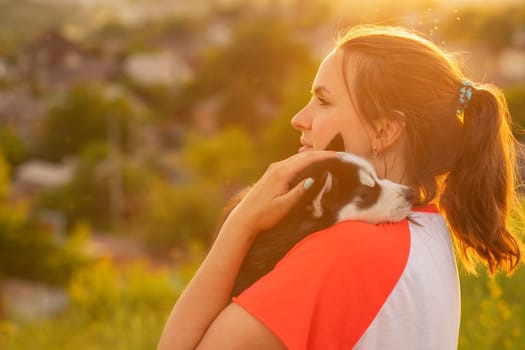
[317,96,329,106]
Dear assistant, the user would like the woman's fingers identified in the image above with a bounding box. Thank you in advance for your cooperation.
[274,177,315,212]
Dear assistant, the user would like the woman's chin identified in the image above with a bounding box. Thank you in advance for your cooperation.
[298,146,313,153]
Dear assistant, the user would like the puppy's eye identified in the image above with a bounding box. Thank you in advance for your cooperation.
[355,184,378,201]
[358,188,373,199]
[358,182,375,191]
[354,183,380,209]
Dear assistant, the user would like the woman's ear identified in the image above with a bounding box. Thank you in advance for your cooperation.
[374,111,406,152]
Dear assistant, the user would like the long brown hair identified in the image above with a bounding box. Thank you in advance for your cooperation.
[335,25,522,274]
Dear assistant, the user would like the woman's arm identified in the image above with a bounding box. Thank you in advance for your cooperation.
[157,151,336,349]
[157,213,285,349]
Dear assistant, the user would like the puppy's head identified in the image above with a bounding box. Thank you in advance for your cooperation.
[294,153,413,224]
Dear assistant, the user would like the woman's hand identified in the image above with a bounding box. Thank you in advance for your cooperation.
[224,150,338,239]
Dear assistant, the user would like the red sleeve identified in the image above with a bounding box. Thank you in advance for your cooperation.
[232,220,411,349]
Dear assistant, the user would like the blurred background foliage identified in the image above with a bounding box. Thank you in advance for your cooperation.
[0,0,524,348]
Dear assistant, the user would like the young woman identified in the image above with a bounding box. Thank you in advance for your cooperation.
[157,25,522,349]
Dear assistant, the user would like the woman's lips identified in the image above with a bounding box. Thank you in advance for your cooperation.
[299,137,312,152]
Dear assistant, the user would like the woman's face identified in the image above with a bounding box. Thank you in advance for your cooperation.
[291,49,376,157]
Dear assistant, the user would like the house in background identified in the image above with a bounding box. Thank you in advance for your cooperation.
[123,50,193,87]
[17,28,118,90]
[11,158,76,241]
[13,158,76,196]
[0,89,47,142]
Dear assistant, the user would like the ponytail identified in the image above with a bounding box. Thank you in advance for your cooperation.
[440,84,522,274]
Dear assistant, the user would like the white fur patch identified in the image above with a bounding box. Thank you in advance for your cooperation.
[335,152,413,224]
[312,172,333,218]
[358,168,375,187]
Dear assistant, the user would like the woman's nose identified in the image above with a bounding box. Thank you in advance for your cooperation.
[291,106,311,131]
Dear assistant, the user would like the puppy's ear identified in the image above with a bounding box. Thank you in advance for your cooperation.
[311,172,333,218]
[325,133,346,152]
[358,169,375,188]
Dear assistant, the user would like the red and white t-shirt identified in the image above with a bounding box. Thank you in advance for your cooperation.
[233,205,460,349]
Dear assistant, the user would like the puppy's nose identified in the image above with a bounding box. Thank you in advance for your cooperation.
[404,188,414,203]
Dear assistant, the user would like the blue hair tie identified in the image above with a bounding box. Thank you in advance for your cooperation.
[457,80,473,114]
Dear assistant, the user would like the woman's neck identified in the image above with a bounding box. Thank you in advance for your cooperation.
[371,139,413,186]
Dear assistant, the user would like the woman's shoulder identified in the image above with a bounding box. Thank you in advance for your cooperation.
[284,204,442,263]
[239,219,414,348]
[282,219,411,265]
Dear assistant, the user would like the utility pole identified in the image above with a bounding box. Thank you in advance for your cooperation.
[105,87,124,230]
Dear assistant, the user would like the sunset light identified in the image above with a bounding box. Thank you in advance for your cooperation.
[1,0,524,349]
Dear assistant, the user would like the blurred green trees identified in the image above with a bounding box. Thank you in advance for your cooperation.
[36,84,133,162]
[35,142,113,229]
[0,153,88,285]
[0,125,27,166]
[505,85,525,138]
[133,127,262,251]
[442,3,525,52]
[181,127,262,185]
[174,17,317,131]
[135,178,222,251]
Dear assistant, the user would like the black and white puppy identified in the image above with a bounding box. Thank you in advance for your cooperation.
[228,151,414,297]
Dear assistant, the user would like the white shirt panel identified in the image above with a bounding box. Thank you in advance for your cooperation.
[354,211,460,349]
